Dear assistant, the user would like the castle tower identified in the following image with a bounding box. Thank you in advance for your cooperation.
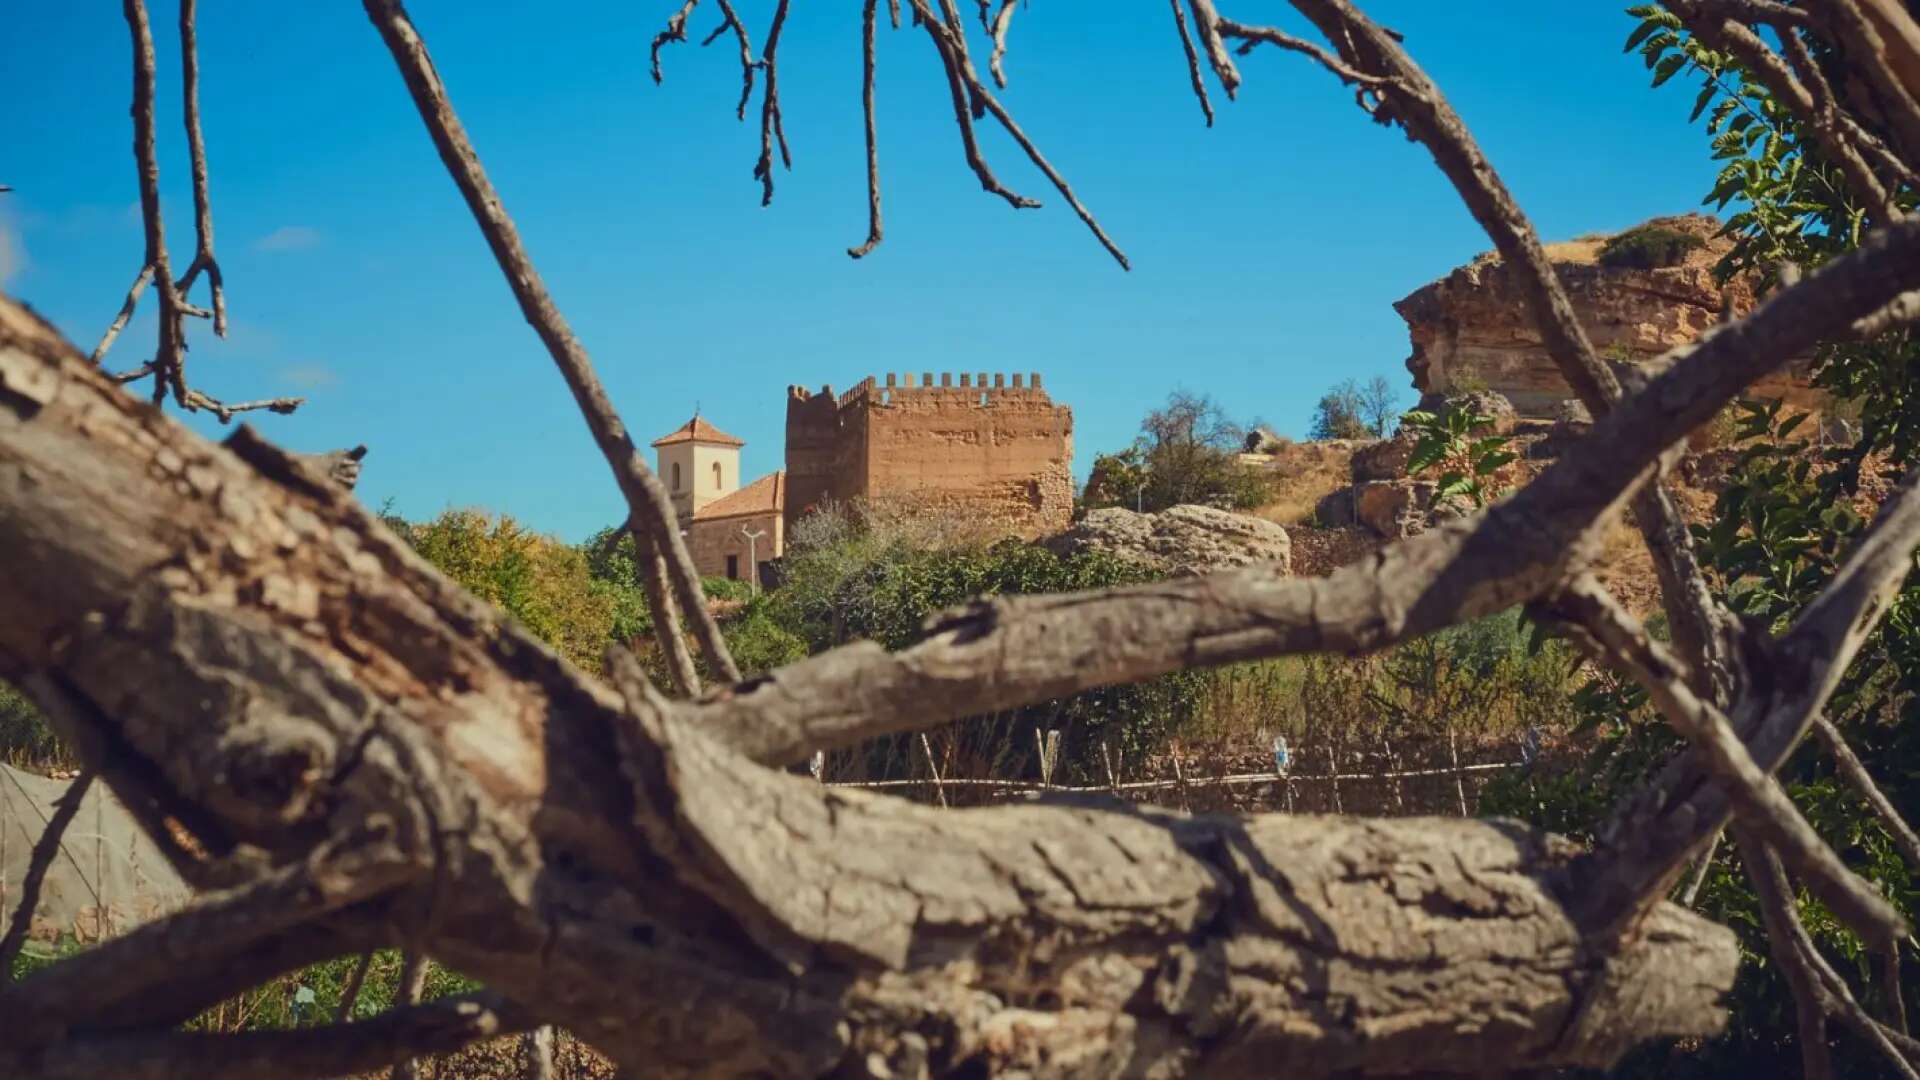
[651,414,745,522]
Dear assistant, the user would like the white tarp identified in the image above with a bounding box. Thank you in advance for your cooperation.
[0,765,187,950]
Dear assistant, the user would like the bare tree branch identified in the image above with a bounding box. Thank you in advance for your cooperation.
[985,0,1018,88]
[847,0,886,258]
[1746,838,1920,1080]
[1745,835,1839,1080]
[710,0,757,121]
[1540,576,1907,949]
[390,950,432,1080]
[1814,715,1920,873]
[362,0,739,687]
[174,0,227,337]
[1581,464,1920,936]
[0,295,1742,1075]
[910,0,1131,268]
[1167,0,1216,126]
[88,266,151,366]
[649,0,700,83]
[1185,0,1242,98]
[752,0,792,207]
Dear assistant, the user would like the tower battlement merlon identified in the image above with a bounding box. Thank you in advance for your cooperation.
[867,372,1053,402]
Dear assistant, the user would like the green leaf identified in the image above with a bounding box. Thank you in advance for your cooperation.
[1651,52,1688,88]
[1623,19,1662,53]
[1475,451,1519,475]
[1689,81,1717,123]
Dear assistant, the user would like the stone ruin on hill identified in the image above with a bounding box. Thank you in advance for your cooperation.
[1393,212,1822,418]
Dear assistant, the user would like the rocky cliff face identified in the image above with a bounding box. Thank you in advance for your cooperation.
[1393,213,1817,417]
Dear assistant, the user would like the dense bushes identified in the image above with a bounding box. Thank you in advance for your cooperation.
[773,501,1202,777]
[1082,391,1271,513]
[1596,223,1706,269]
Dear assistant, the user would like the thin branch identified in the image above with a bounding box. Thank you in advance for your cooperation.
[911,0,1131,268]
[1747,839,1920,1080]
[1582,463,1920,935]
[752,0,792,207]
[848,0,885,258]
[1167,0,1214,127]
[175,0,227,337]
[0,771,94,983]
[911,1,1042,210]
[390,950,433,1080]
[986,0,1018,88]
[1217,16,1393,89]
[362,0,739,687]
[1815,715,1920,872]
[88,265,152,366]
[123,0,191,410]
[180,388,305,424]
[710,0,757,121]
[634,526,701,696]
[337,950,376,1022]
[1745,835,1838,1080]
[1185,0,1242,98]
[1682,828,1724,907]
[1541,576,1907,949]
[649,0,700,83]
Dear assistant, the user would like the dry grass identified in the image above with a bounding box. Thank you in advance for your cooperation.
[1244,439,1363,526]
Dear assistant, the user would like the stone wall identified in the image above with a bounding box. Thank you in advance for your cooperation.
[686,507,782,583]
[784,372,1074,538]
[1393,213,1820,418]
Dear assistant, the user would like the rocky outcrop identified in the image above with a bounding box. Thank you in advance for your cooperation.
[1394,213,1818,418]
[1050,504,1290,576]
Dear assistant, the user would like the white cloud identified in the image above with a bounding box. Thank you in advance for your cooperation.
[255,225,323,252]
[280,362,339,390]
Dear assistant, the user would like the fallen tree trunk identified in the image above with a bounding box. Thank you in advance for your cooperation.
[0,296,1736,1074]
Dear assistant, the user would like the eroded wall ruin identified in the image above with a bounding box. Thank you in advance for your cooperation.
[784,372,1074,538]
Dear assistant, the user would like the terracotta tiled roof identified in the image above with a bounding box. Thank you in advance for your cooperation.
[695,470,785,520]
[650,415,746,448]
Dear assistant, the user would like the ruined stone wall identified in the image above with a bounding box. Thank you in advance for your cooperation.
[783,372,1074,538]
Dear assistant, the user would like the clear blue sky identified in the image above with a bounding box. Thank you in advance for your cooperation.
[2,4,1718,542]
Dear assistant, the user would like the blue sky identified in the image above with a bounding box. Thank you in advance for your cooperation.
[3,4,1719,542]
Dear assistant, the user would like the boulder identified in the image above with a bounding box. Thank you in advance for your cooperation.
[1050,505,1290,576]
[1351,430,1420,483]
[1355,480,1438,539]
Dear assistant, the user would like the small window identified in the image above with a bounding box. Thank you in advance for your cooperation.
[671,462,681,490]
[712,462,723,490]
[725,554,740,580]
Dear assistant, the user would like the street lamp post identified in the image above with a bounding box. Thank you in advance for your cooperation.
[739,525,769,593]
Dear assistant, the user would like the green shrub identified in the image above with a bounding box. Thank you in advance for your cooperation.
[0,679,66,770]
[1597,224,1706,269]
[397,508,615,672]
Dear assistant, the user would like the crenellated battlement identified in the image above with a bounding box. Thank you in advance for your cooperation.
[783,371,1072,538]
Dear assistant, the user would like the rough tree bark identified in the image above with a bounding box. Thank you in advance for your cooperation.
[0,297,1736,1075]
